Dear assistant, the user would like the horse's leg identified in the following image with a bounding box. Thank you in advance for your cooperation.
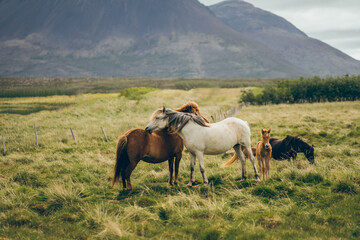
[293,152,297,161]
[187,152,196,187]
[263,157,267,181]
[197,151,208,185]
[168,157,174,186]
[174,152,182,186]
[121,161,130,190]
[121,169,127,190]
[124,160,139,191]
[245,145,260,181]
[234,145,247,180]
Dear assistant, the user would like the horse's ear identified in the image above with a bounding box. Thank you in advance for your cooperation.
[312,144,314,148]
[162,106,166,113]
[268,129,271,133]
[261,129,265,134]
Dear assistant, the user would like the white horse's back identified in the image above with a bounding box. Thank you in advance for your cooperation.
[180,117,251,155]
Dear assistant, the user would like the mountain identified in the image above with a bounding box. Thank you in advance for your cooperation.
[210,0,360,76]
[0,0,305,78]
[0,0,358,78]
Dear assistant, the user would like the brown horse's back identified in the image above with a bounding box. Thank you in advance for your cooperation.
[124,128,183,163]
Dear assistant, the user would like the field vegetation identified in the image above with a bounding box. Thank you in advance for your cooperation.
[241,75,360,105]
[0,88,359,239]
[0,77,279,98]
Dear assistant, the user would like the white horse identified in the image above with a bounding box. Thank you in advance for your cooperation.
[145,107,260,186]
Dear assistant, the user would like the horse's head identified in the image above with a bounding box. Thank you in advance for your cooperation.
[261,129,271,150]
[145,106,169,134]
[304,144,315,164]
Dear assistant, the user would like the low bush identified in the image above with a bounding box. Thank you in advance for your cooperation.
[119,87,157,100]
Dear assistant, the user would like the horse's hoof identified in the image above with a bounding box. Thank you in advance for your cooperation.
[203,181,209,186]
[239,178,246,182]
[187,182,193,187]
[174,181,178,186]
[168,181,174,186]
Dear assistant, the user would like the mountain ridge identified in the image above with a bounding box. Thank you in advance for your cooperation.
[210,0,360,76]
[0,0,358,77]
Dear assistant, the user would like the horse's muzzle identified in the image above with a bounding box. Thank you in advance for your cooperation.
[145,127,152,134]
[265,144,271,150]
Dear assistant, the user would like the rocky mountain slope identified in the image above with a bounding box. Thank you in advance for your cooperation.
[210,0,360,76]
[0,0,358,77]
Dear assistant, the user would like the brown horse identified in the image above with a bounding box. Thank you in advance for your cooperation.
[256,129,272,181]
[112,102,208,191]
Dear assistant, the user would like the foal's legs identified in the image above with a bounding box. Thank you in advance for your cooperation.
[234,145,247,180]
[187,152,196,187]
[265,155,271,180]
[168,157,175,185]
[197,151,208,185]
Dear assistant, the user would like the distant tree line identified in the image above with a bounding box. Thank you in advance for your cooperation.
[240,75,360,105]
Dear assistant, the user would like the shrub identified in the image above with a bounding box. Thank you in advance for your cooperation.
[119,87,157,100]
[240,75,360,105]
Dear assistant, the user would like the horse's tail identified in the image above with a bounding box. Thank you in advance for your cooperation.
[222,147,257,167]
[222,153,238,167]
[111,135,128,188]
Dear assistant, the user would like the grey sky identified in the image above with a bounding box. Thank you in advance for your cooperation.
[199,0,360,60]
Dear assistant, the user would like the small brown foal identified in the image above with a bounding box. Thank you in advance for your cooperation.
[256,129,272,181]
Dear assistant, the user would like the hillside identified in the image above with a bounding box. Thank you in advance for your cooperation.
[0,0,303,78]
[0,0,359,77]
[210,0,360,76]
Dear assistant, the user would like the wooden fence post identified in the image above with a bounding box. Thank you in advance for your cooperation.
[70,128,77,142]
[101,127,108,142]
[34,124,39,147]
[2,136,5,156]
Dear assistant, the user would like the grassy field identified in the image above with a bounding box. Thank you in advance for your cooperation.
[0,88,359,239]
[0,77,279,97]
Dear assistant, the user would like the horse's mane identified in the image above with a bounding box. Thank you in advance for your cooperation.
[175,102,200,113]
[152,109,209,133]
[175,102,209,123]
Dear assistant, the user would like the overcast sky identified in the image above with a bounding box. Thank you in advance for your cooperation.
[199,0,360,60]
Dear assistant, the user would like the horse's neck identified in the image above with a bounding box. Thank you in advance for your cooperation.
[298,141,309,152]
[291,138,306,152]
[177,121,202,141]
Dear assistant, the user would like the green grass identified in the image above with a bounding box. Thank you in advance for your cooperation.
[0,88,359,239]
[0,77,280,97]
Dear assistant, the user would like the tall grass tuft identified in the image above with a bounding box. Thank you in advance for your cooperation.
[332,181,358,195]
[45,180,85,213]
